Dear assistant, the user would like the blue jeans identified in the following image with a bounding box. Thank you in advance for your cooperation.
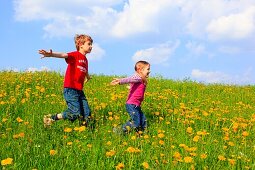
[62,88,91,122]
[122,104,147,132]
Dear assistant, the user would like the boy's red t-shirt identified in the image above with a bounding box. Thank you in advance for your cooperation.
[64,51,88,90]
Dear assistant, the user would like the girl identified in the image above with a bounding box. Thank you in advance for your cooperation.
[110,61,150,133]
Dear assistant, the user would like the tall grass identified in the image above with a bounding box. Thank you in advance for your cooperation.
[0,71,254,169]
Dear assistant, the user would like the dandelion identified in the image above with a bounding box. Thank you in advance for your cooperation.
[158,133,165,138]
[64,127,72,133]
[184,156,193,163]
[142,162,149,169]
[78,126,86,132]
[144,135,149,139]
[173,152,182,160]
[67,142,73,145]
[159,140,164,145]
[126,147,141,153]
[242,131,249,137]
[87,144,92,148]
[116,162,124,170]
[2,118,8,122]
[106,150,116,157]
[106,141,112,146]
[200,154,207,159]
[50,150,56,156]
[228,141,235,146]
[16,117,23,123]
[1,158,13,166]
[218,155,226,161]
[186,127,193,134]
[228,159,236,166]
[193,135,200,142]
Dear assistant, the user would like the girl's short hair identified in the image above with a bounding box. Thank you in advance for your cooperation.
[135,60,150,71]
[74,34,93,50]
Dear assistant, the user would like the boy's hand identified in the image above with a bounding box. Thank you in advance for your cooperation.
[39,49,53,58]
[84,74,91,83]
[110,78,120,85]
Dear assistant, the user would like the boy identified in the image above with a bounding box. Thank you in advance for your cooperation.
[39,34,93,127]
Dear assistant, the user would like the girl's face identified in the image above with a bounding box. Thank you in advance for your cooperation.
[140,64,150,78]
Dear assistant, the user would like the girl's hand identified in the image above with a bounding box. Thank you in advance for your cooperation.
[110,78,120,85]
[39,49,53,58]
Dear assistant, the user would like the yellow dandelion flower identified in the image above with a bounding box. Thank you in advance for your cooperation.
[228,159,236,166]
[184,156,193,163]
[40,87,45,93]
[116,162,124,170]
[126,147,140,153]
[142,162,149,169]
[106,141,112,146]
[173,152,182,160]
[74,127,80,131]
[64,127,72,133]
[154,112,160,116]
[131,136,136,140]
[50,150,56,156]
[16,117,23,123]
[158,133,165,138]
[144,135,149,139]
[200,154,207,159]
[108,116,113,121]
[218,155,226,161]
[106,150,116,157]
[242,131,249,137]
[228,141,235,146]
[179,144,186,148]
[87,144,92,148]
[193,135,200,142]
[19,132,25,138]
[186,127,193,134]
[108,112,113,116]
[159,140,164,145]
[13,134,19,139]
[79,126,86,132]
[1,158,13,166]
[2,118,8,122]
[67,142,73,145]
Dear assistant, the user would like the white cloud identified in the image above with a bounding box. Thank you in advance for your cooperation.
[206,6,255,41]
[191,69,254,85]
[14,0,255,42]
[132,41,180,65]
[87,43,105,61]
[185,41,205,56]
[26,66,51,72]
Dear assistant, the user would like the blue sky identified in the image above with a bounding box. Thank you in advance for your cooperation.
[1,0,255,85]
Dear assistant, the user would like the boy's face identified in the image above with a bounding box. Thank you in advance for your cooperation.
[80,41,93,54]
[140,65,150,78]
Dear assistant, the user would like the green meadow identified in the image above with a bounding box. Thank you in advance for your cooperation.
[0,71,254,170]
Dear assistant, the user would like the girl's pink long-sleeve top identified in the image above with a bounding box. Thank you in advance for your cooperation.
[119,73,146,106]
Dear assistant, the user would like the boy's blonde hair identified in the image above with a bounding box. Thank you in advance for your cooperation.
[74,34,93,51]
[135,60,150,71]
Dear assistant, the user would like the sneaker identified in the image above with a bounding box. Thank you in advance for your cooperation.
[43,114,55,127]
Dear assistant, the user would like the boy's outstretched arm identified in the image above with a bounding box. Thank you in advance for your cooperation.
[39,49,68,59]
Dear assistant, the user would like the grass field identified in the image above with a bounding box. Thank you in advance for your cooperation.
[0,71,254,170]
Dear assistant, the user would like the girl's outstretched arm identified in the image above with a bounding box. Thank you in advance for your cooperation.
[39,49,68,59]
[110,78,120,85]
